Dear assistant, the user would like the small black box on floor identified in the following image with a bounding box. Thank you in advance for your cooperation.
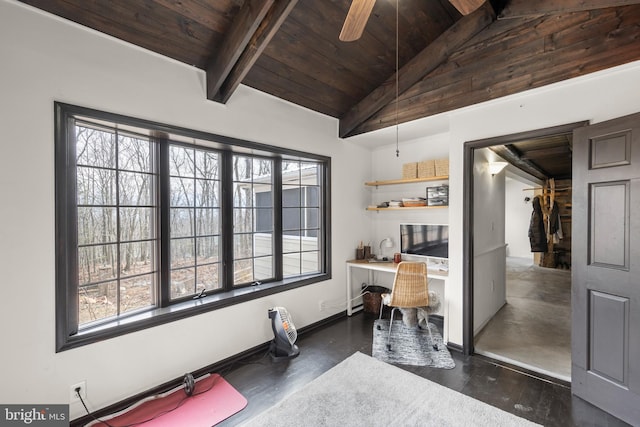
[427,185,449,206]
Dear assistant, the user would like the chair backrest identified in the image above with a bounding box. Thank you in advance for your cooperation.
[388,261,429,308]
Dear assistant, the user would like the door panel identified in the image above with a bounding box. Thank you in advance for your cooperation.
[590,181,629,268]
[572,112,640,425]
[590,130,632,169]
[589,290,628,385]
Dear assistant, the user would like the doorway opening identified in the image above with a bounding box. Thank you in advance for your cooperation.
[463,122,584,381]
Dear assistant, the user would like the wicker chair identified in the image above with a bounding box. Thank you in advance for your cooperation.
[378,261,438,351]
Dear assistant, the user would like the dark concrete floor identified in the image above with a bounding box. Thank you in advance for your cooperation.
[475,257,571,381]
[219,312,629,427]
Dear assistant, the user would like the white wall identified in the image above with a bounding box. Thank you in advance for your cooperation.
[369,133,450,254]
[366,134,450,317]
[0,0,372,419]
[358,59,640,347]
[472,148,507,333]
[447,61,640,345]
[505,177,536,260]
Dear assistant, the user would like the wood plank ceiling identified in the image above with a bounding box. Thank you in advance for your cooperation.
[16,0,640,178]
[490,133,574,180]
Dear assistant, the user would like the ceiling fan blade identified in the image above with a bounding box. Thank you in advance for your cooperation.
[339,0,376,42]
[448,0,485,15]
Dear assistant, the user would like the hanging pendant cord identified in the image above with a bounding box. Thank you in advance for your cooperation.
[395,0,400,157]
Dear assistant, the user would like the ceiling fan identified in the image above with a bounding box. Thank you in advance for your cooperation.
[339,0,486,42]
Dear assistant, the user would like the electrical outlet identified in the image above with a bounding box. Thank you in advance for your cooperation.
[319,300,325,311]
[491,280,495,292]
[70,381,86,403]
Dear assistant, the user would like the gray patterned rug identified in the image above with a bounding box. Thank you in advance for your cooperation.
[240,352,539,426]
[372,319,455,368]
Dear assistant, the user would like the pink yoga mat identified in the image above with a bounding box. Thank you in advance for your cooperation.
[89,374,247,427]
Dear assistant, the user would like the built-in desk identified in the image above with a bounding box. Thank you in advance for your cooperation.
[345,259,449,342]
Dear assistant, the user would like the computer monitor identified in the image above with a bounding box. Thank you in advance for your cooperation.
[400,224,448,259]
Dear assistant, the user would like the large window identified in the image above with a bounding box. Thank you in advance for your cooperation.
[232,155,274,285]
[281,161,322,277]
[55,103,330,351]
[169,146,221,299]
[75,124,158,326]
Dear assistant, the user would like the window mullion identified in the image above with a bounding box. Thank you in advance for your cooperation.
[114,129,122,317]
[273,158,283,280]
[192,153,198,296]
[221,151,234,291]
[321,165,328,271]
[158,139,171,307]
[55,102,329,352]
[298,168,303,272]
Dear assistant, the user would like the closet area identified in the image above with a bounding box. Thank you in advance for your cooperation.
[473,130,574,382]
[529,178,572,271]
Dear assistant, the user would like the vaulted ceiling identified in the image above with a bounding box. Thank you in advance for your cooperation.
[17,0,640,147]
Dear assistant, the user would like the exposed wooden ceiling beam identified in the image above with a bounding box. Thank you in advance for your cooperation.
[206,0,275,102]
[449,0,486,15]
[339,1,495,138]
[214,0,298,103]
[490,145,548,180]
[520,146,571,160]
[499,0,640,18]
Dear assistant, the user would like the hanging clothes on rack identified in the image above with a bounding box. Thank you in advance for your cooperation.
[529,195,547,252]
[548,201,564,244]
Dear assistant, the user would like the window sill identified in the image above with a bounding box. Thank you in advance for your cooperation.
[58,273,329,352]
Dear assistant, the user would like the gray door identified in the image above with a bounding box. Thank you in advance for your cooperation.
[572,112,640,425]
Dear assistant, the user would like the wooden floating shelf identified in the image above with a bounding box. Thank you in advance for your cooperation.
[365,176,448,187]
[366,206,448,211]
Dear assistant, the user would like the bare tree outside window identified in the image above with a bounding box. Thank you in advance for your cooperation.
[56,104,329,350]
[76,125,157,326]
[169,146,221,299]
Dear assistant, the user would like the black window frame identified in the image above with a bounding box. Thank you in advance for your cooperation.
[55,102,331,352]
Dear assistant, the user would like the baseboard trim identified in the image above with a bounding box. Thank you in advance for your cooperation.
[446,342,463,353]
[298,311,346,335]
[70,311,346,426]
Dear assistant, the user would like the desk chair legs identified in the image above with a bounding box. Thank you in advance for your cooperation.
[379,306,439,352]
[420,319,438,351]
[386,308,399,351]
[377,300,397,351]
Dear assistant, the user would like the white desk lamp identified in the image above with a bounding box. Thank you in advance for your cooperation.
[378,237,394,260]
